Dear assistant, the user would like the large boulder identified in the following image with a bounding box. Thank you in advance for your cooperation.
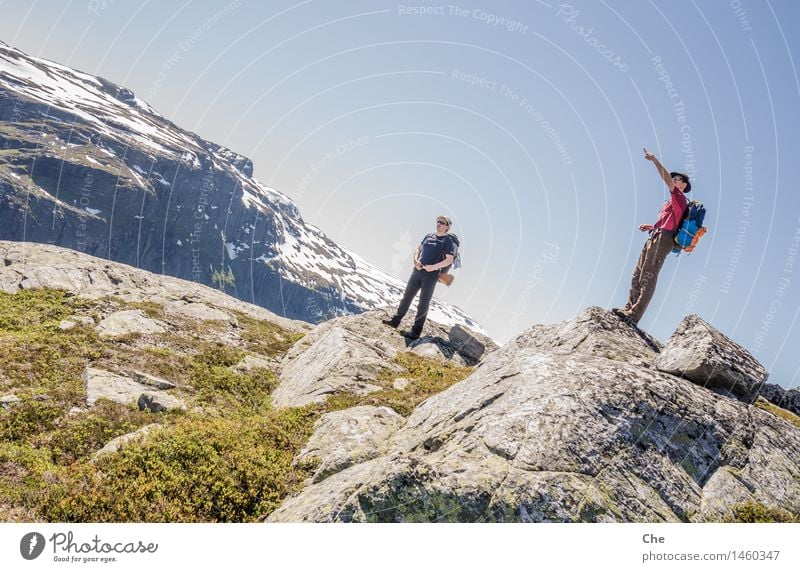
[82,367,183,411]
[268,309,800,522]
[272,310,497,408]
[295,406,405,483]
[511,306,662,367]
[759,383,800,417]
[655,315,768,402]
[95,309,167,338]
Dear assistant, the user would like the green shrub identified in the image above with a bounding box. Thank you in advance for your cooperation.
[35,401,160,464]
[725,501,797,523]
[40,407,320,522]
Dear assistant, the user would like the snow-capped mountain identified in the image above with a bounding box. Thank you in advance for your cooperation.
[0,40,482,332]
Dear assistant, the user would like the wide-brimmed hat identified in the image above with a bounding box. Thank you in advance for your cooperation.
[670,172,692,193]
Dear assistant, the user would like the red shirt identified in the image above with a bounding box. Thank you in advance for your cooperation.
[653,186,688,232]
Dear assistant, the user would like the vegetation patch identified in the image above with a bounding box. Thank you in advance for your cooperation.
[755,398,800,429]
[326,352,473,417]
[724,501,798,523]
[39,407,321,522]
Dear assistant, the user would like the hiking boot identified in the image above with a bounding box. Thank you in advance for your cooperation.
[400,329,421,340]
[381,318,400,328]
[611,307,638,325]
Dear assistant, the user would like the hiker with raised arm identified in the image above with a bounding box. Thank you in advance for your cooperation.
[382,216,456,340]
[613,147,691,325]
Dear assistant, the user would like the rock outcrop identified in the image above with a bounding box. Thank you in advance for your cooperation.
[0,240,309,333]
[655,315,768,402]
[268,307,800,523]
[759,383,800,417]
[82,367,185,411]
[272,309,497,408]
[295,406,405,484]
[93,424,160,460]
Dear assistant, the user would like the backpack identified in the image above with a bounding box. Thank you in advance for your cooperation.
[672,200,708,254]
[437,233,461,286]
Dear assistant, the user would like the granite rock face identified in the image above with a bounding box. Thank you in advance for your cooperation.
[82,367,184,411]
[295,406,405,484]
[759,383,800,417]
[272,309,497,408]
[268,308,800,523]
[655,315,768,402]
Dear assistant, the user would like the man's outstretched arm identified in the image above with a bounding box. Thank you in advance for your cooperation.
[643,147,675,190]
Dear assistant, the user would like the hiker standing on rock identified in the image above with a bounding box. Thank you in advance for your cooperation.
[613,147,691,325]
[382,216,456,340]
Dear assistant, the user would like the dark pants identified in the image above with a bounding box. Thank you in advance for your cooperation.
[625,230,675,322]
[392,268,439,334]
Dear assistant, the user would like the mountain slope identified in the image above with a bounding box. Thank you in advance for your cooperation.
[0,41,481,332]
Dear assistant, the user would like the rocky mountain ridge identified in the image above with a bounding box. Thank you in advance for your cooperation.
[0,41,481,331]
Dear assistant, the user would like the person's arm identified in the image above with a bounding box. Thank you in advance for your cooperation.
[413,244,422,270]
[423,254,454,272]
[643,147,675,191]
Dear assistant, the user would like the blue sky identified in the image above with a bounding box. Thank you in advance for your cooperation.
[2,0,799,389]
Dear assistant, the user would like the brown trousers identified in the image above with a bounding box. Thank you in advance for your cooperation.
[625,230,675,322]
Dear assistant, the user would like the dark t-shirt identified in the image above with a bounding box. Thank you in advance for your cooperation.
[419,233,456,265]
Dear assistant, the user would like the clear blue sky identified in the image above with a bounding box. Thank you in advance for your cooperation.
[2,0,799,389]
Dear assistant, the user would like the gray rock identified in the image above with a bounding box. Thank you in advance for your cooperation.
[131,371,176,390]
[272,310,496,408]
[0,241,309,334]
[137,392,185,413]
[93,424,161,460]
[759,383,800,417]
[295,406,405,483]
[268,310,800,523]
[233,354,276,372]
[96,309,167,338]
[165,301,237,326]
[392,378,410,391]
[83,367,183,411]
[0,394,21,409]
[83,367,150,406]
[655,315,768,402]
[511,306,662,367]
[447,324,487,361]
[59,316,94,330]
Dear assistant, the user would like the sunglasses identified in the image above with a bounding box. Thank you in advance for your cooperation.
[436,221,449,226]
[672,176,685,182]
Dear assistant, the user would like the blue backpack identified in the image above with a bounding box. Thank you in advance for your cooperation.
[673,200,707,254]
